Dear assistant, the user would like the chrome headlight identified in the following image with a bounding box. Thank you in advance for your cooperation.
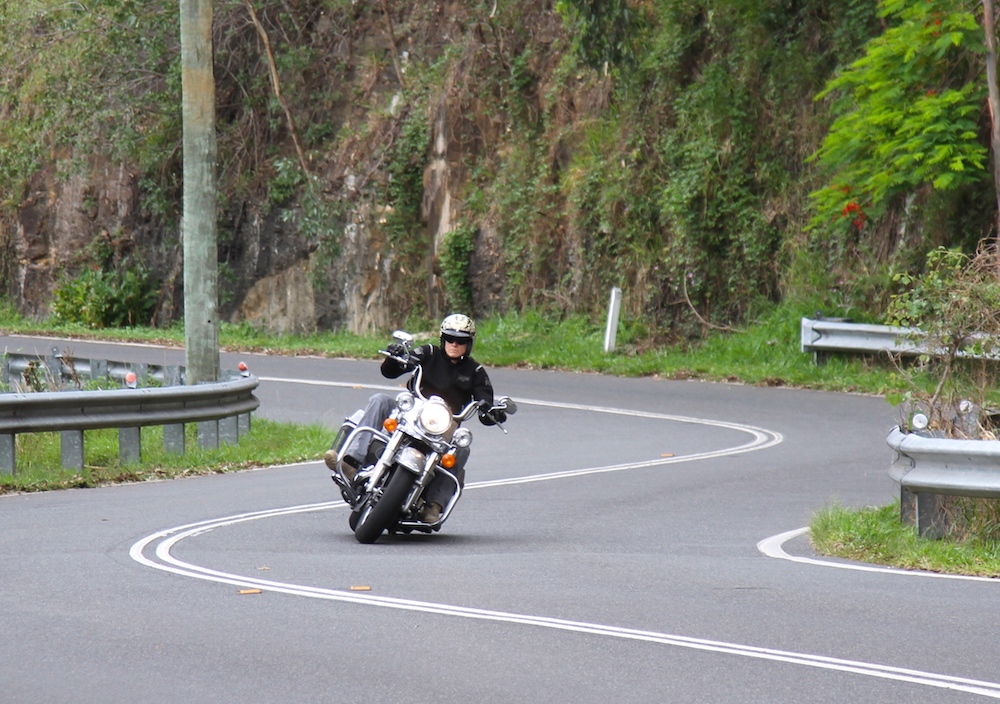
[453,427,473,448]
[396,391,415,411]
[419,400,452,435]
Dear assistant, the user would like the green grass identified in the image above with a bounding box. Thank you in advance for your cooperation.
[0,301,909,395]
[0,419,330,494]
[810,502,1000,578]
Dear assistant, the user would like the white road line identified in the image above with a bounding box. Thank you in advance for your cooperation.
[758,527,1000,583]
[130,376,1000,697]
[131,505,1000,698]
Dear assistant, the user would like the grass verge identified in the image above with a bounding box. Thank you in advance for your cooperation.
[0,419,331,495]
[810,502,1000,578]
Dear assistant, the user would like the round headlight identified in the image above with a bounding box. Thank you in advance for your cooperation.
[453,427,473,448]
[419,401,452,435]
[396,391,415,411]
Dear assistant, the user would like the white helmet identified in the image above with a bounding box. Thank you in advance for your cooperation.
[440,313,476,354]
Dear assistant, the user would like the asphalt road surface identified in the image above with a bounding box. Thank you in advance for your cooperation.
[2,335,998,703]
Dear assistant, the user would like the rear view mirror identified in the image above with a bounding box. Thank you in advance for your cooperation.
[392,330,414,347]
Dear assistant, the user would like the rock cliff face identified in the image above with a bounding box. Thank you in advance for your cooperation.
[10,158,149,319]
[0,2,522,333]
[0,2,610,333]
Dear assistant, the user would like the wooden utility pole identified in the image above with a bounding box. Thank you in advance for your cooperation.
[180,0,220,383]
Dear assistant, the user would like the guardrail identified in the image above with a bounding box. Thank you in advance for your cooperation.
[887,426,1000,538]
[800,317,923,363]
[0,349,259,475]
[800,317,1000,364]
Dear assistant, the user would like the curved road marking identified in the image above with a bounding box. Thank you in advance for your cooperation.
[130,378,1000,697]
[758,527,1000,583]
[131,504,1000,698]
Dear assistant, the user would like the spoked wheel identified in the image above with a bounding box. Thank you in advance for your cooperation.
[353,466,416,544]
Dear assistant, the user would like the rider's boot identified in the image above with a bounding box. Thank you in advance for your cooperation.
[420,502,443,523]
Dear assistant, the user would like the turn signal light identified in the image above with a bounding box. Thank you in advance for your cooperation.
[441,453,456,469]
[383,418,398,432]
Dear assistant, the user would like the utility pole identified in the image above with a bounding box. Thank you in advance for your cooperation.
[180,0,220,383]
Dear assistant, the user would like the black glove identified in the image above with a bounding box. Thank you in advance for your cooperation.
[480,408,506,425]
[386,343,406,358]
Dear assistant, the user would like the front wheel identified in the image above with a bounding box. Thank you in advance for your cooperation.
[353,467,416,544]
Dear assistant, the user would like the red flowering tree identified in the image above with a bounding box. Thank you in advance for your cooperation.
[809,0,989,239]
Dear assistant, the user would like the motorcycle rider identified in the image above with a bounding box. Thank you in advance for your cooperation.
[325,313,506,523]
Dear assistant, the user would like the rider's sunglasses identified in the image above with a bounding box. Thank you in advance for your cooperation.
[442,334,469,346]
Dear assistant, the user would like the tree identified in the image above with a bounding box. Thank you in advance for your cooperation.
[180,0,220,384]
[555,0,646,71]
[983,0,1000,241]
[809,0,987,237]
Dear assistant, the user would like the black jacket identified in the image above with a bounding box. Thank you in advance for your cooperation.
[381,344,496,422]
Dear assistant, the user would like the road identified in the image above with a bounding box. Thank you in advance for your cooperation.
[1,335,998,703]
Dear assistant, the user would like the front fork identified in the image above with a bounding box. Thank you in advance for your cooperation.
[340,422,460,526]
[382,442,462,525]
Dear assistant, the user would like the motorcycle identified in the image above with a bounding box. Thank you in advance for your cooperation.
[328,331,517,543]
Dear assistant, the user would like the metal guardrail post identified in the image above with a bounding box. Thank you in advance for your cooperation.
[164,424,185,455]
[198,420,220,450]
[0,434,14,473]
[61,430,84,470]
[120,427,142,464]
[220,416,238,445]
[238,413,251,437]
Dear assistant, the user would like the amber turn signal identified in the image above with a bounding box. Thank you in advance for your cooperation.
[383,418,398,432]
[440,453,456,469]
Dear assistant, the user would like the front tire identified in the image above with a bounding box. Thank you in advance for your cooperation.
[353,467,416,544]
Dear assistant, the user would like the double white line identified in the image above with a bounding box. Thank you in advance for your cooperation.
[130,381,1000,698]
[131,501,1000,698]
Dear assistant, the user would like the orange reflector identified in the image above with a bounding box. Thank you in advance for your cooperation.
[441,453,456,469]
[383,418,398,432]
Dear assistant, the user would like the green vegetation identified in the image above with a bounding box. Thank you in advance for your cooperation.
[0,300,907,395]
[885,247,1000,433]
[0,419,329,494]
[50,230,159,328]
[810,0,987,231]
[811,502,1000,578]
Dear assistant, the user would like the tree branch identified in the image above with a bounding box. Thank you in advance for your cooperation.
[243,0,311,178]
[380,0,406,90]
[682,273,736,332]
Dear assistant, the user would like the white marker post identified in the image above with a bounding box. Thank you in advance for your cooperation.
[604,287,622,353]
